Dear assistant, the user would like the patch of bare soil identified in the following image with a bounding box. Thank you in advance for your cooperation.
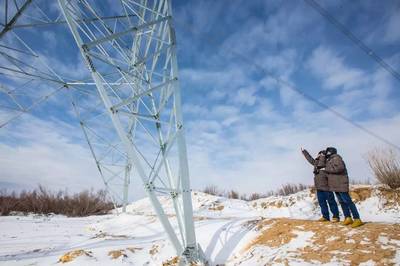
[250,219,297,248]
[107,247,143,260]
[58,249,93,263]
[349,187,373,203]
[161,256,200,266]
[149,244,159,256]
[247,218,400,265]
[162,256,179,266]
[108,249,127,259]
[377,187,400,208]
[256,192,313,209]
[208,201,224,211]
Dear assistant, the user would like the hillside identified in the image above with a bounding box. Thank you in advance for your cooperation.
[0,185,399,265]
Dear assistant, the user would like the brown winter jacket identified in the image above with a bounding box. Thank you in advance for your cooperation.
[302,149,329,191]
[324,154,349,192]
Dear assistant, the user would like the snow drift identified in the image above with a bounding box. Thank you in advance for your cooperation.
[0,185,399,265]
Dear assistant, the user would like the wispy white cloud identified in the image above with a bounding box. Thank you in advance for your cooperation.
[383,9,400,43]
[307,46,398,118]
[233,86,257,106]
[307,46,367,90]
[0,113,101,192]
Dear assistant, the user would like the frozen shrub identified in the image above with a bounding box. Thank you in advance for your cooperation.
[277,183,309,196]
[227,190,240,199]
[203,185,221,196]
[248,193,261,201]
[368,149,400,189]
[0,186,114,216]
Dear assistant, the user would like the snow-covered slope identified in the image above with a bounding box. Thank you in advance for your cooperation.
[0,186,399,265]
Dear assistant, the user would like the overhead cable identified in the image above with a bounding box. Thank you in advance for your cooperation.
[175,19,400,152]
[303,0,400,84]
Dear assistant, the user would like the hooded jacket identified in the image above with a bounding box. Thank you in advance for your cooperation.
[302,149,329,191]
[325,154,349,192]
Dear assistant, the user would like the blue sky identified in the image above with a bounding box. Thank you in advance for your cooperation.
[0,0,400,198]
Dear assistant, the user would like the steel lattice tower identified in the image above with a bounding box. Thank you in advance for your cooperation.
[0,0,205,263]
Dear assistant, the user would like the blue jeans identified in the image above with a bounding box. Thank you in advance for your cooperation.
[317,190,339,220]
[335,192,360,219]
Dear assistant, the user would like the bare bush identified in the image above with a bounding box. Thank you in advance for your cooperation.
[203,185,221,196]
[240,194,248,201]
[0,190,18,216]
[367,149,400,189]
[0,186,114,216]
[277,183,310,196]
[227,190,239,199]
[248,193,261,201]
[202,183,310,201]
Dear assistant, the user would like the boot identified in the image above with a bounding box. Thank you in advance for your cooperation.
[342,217,353,225]
[331,217,340,223]
[351,219,364,228]
[318,217,329,222]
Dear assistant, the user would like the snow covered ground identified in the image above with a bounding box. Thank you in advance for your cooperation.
[0,186,399,265]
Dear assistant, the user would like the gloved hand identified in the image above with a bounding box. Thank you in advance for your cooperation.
[313,168,319,174]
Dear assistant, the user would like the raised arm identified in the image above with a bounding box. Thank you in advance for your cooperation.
[301,148,315,166]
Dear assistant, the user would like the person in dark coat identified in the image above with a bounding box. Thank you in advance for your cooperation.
[323,147,363,228]
[301,147,340,222]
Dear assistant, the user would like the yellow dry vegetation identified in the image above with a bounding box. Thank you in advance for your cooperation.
[208,205,224,211]
[108,249,127,259]
[349,187,372,202]
[246,218,400,266]
[162,256,180,266]
[58,249,92,263]
[161,256,199,266]
[377,187,400,208]
[149,244,159,255]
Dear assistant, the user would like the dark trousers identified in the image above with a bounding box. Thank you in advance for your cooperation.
[335,192,360,219]
[317,190,339,220]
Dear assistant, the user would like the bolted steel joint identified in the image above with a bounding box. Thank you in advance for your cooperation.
[144,182,155,192]
[170,191,178,199]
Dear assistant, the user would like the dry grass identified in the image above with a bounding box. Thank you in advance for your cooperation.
[162,256,180,266]
[248,193,262,201]
[367,149,400,189]
[149,244,159,256]
[58,249,92,263]
[227,190,239,199]
[203,185,221,196]
[0,185,114,216]
[276,183,309,196]
[349,187,373,203]
[203,183,309,201]
[108,250,127,259]
[246,218,400,265]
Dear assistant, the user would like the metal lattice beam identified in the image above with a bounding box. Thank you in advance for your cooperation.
[58,0,205,263]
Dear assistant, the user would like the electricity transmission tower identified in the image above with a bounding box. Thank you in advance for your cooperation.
[0,0,205,263]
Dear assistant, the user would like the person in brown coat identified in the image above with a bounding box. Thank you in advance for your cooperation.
[301,148,339,222]
[323,147,363,228]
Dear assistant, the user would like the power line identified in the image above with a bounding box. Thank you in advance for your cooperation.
[174,19,400,152]
[303,0,400,84]
[231,50,400,151]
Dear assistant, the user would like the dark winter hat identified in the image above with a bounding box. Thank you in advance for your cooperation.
[325,147,337,155]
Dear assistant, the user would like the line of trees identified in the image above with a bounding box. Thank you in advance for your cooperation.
[203,183,310,201]
[0,185,114,216]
